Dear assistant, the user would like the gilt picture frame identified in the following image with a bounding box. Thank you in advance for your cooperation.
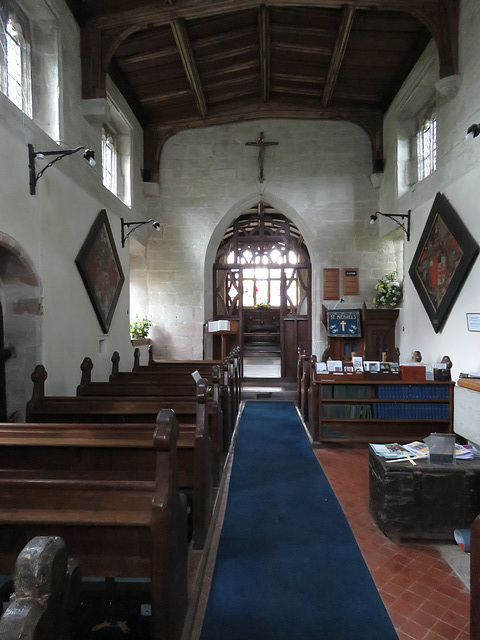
[409,192,479,333]
[75,209,125,334]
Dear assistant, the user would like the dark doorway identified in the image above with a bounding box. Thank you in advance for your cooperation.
[0,302,11,421]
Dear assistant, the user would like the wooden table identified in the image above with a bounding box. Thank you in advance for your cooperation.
[369,445,480,541]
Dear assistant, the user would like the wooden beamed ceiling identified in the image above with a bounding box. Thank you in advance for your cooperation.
[65,0,459,181]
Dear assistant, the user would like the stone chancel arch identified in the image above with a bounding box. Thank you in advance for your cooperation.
[211,201,311,378]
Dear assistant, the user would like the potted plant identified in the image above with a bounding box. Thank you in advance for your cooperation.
[130,315,152,344]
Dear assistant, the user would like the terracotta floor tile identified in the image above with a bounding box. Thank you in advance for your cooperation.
[399,617,430,640]
[314,445,470,640]
[188,431,471,640]
[432,618,465,639]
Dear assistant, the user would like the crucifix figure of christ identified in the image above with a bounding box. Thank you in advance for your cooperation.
[245,132,279,182]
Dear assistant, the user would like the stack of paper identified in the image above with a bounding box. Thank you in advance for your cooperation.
[455,443,479,459]
[369,443,409,459]
[371,441,479,461]
[403,441,429,458]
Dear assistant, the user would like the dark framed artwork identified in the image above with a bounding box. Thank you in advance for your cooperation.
[409,192,479,333]
[75,209,125,333]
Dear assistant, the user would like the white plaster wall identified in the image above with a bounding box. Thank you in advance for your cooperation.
[0,0,146,409]
[145,119,397,359]
[380,0,480,380]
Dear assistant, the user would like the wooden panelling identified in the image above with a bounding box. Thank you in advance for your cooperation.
[323,268,340,301]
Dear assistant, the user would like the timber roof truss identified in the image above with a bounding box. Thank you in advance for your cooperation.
[65,0,460,180]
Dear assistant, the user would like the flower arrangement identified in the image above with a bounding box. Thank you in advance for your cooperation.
[130,315,152,339]
[373,272,402,308]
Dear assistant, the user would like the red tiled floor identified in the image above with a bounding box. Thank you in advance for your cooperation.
[315,444,471,640]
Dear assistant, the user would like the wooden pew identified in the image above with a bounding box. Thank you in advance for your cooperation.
[297,350,310,422]
[77,356,226,484]
[130,348,238,434]
[0,535,81,640]
[144,345,241,415]
[26,367,212,549]
[0,409,189,640]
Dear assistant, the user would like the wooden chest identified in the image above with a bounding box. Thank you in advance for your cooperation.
[369,446,480,541]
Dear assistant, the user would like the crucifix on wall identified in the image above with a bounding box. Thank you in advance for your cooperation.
[245,132,279,182]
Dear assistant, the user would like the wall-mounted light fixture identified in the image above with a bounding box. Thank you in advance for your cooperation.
[370,209,411,241]
[121,218,161,248]
[466,124,480,140]
[28,143,96,195]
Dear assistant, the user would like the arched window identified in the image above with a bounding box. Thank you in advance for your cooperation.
[0,9,32,116]
[214,202,310,316]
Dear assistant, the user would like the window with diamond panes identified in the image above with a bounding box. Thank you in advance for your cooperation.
[416,109,437,182]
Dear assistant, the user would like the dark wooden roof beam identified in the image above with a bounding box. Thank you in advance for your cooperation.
[170,18,207,117]
[116,47,179,66]
[82,1,442,31]
[139,88,193,105]
[204,74,259,93]
[207,88,259,105]
[322,6,355,107]
[259,5,271,102]
[198,45,258,65]
[201,60,259,81]
[270,23,334,40]
[192,26,257,50]
[272,85,323,98]
[272,72,324,86]
[274,42,331,57]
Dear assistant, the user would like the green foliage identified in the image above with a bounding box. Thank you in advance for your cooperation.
[253,302,270,309]
[130,315,152,339]
[373,272,402,308]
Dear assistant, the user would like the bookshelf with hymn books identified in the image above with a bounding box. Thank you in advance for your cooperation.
[310,379,454,445]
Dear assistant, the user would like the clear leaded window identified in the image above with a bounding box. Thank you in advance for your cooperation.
[102,125,118,195]
[1,12,32,116]
[416,109,437,182]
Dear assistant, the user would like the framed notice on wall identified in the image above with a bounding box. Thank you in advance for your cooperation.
[323,268,340,300]
[343,268,359,296]
[467,314,480,332]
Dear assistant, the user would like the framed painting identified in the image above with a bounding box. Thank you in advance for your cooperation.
[75,209,125,333]
[409,192,479,333]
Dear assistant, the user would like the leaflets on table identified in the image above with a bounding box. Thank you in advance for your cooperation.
[455,443,479,459]
[369,443,408,459]
[371,441,479,461]
[402,441,429,458]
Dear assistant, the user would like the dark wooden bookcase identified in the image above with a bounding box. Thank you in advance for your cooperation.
[309,377,454,445]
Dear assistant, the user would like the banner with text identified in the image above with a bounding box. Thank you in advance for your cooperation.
[327,309,361,337]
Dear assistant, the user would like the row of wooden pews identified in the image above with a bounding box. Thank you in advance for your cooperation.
[0,348,241,640]
[0,409,188,640]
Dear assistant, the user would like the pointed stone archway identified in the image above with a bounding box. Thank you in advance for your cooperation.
[211,200,311,379]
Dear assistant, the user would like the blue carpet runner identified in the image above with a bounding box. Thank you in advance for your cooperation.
[200,401,399,640]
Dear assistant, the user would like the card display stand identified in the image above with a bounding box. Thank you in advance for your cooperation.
[369,446,480,541]
[309,378,454,444]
